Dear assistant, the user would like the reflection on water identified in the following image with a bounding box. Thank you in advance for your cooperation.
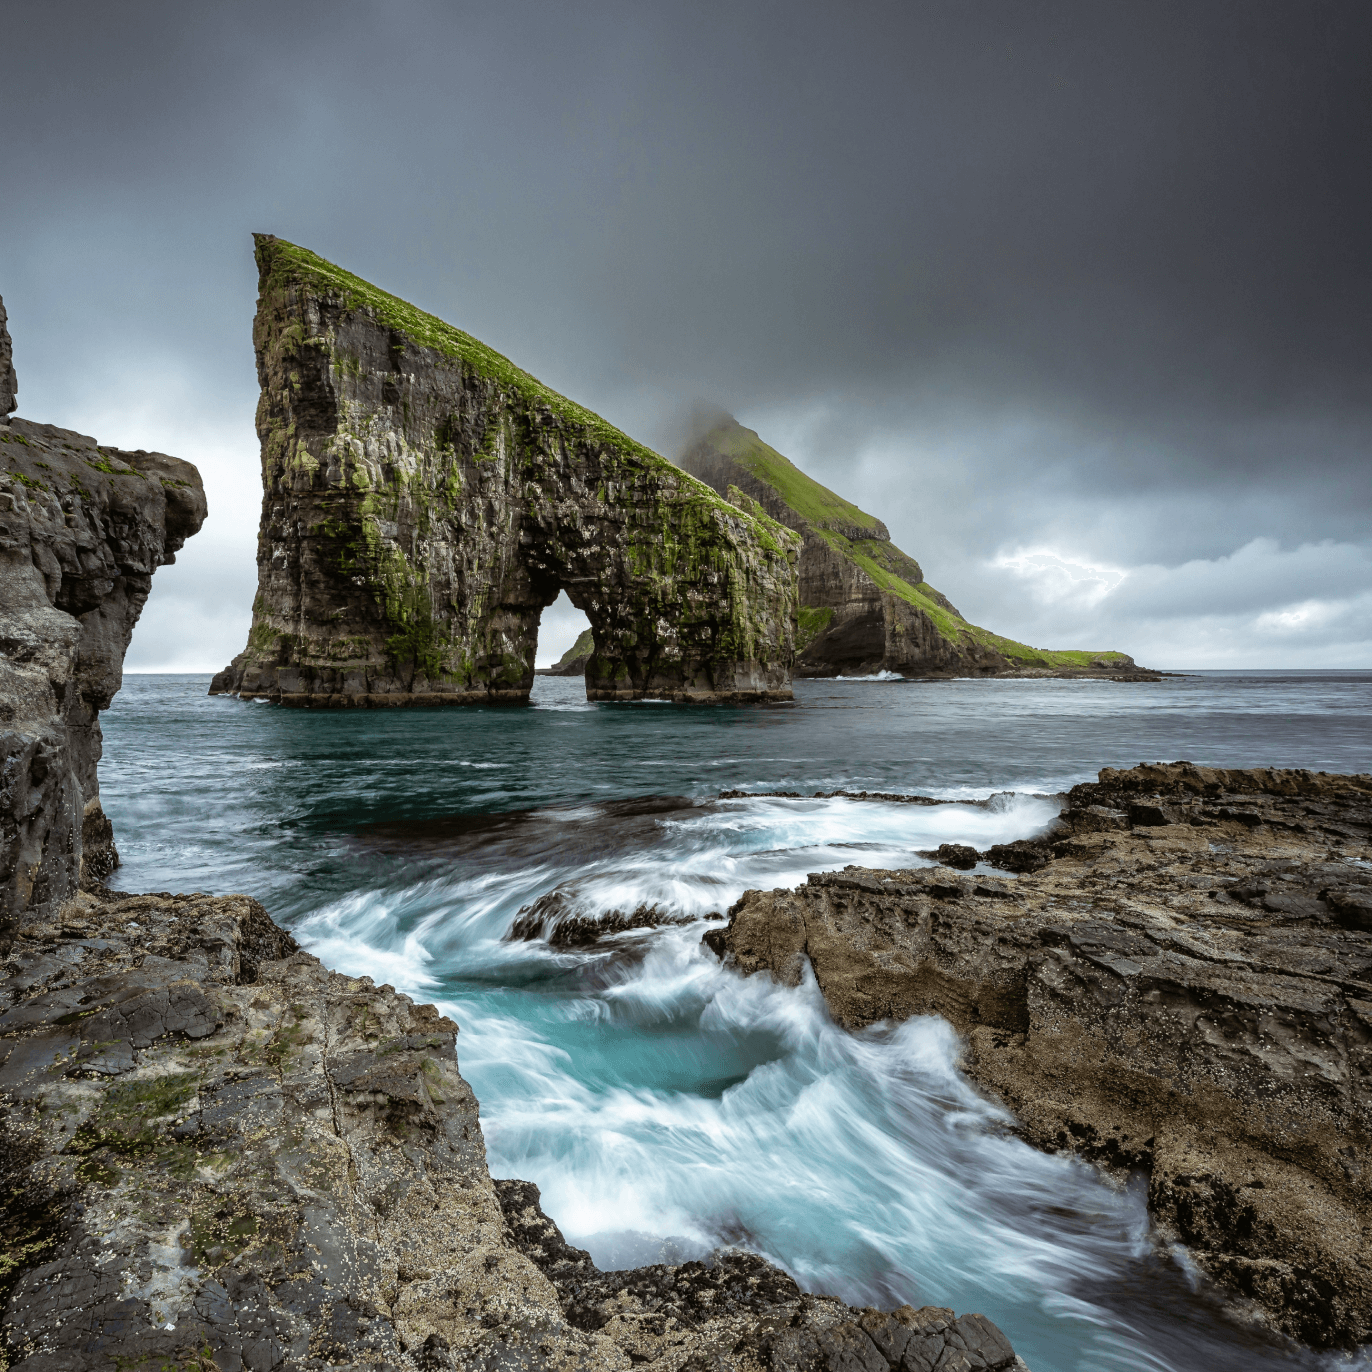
[101,672,1372,1372]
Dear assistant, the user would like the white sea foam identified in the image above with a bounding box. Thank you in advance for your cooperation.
[291,789,1324,1372]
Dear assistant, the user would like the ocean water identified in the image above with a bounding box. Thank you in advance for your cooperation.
[101,670,1372,1372]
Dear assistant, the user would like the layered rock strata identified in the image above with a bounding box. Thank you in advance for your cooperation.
[678,416,1155,680]
[0,298,207,939]
[0,885,1026,1372]
[709,764,1372,1347]
[210,239,798,706]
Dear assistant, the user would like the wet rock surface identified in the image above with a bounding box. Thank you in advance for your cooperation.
[495,1181,1025,1372]
[0,298,206,940]
[0,888,1026,1372]
[211,238,798,707]
[508,892,698,948]
[712,763,1372,1347]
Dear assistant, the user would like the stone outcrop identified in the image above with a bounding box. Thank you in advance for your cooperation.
[678,417,1155,680]
[0,885,1026,1372]
[210,238,799,707]
[0,297,207,943]
[708,764,1372,1347]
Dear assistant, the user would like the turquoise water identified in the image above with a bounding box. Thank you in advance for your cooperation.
[102,671,1372,1372]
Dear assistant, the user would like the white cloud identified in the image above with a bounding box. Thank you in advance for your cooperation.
[991,548,1128,609]
[972,537,1372,668]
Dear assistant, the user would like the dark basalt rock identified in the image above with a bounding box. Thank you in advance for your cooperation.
[0,318,1022,1366]
[210,238,799,707]
[0,297,16,417]
[711,762,1372,1348]
[0,298,206,947]
[509,891,696,947]
[934,843,979,870]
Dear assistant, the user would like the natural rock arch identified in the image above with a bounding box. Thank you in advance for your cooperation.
[211,237,799,706]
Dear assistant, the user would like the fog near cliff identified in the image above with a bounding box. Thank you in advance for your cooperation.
[2,0,1368,669]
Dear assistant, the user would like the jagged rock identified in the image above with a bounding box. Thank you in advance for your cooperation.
[678,416,1156,681]
[495,1180,1026,1371]
[0,303,206,942]
[508,891,697,947]
[933,843,979,870]
[210,238,799,707]
[709,763,1372,1348]
[0,886,1026,1372]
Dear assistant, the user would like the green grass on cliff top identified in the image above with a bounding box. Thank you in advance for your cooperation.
[256,236,734,506]
[696,418,1130,667]
[705,419,885,535]
[552,627,595,668]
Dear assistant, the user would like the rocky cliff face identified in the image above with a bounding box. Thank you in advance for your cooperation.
[679,418,1154,680]
[709,764,1372,1347]
[211,239,799,707]
[0,298,207,944]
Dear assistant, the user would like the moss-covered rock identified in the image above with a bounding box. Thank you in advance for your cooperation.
[679,416,1156,680]
[210,239,799,706]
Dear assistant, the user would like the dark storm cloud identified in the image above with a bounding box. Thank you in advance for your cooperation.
[2,0,1368,666]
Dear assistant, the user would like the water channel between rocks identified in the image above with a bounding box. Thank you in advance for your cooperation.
[102,671,1372,1372]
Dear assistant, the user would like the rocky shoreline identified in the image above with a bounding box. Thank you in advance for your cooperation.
[0,885,1027,1372]
[708,763,1372,1349]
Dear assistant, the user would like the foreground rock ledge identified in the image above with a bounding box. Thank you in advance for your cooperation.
[0,888,1025,1372]
[709,763,1372,1349]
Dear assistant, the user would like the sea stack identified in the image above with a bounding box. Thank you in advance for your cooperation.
[0,296,206,938]
[679,415,1156,680]
[210,238,799,706]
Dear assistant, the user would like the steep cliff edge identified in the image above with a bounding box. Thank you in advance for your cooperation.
[678,417,1154,680]
[0,297,207,942]
[211,238,799,707]
[709,764,1372,1347]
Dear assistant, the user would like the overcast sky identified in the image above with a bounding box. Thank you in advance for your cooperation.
[3,0,1369,669]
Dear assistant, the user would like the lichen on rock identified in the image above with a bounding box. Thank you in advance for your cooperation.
[210,237,800,707]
